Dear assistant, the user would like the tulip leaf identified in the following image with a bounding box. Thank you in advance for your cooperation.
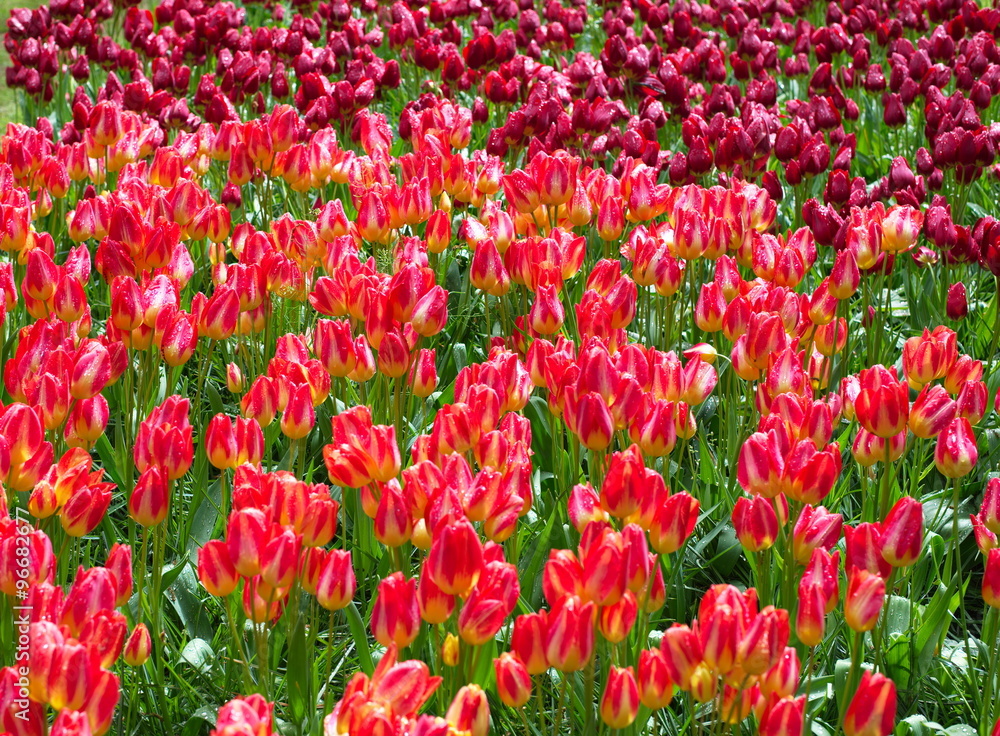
[345,601,375,676]
[915,579,961,673]
[180,706,219,736]
[944,726,976,736]
[886,595,916,636]
[166,561,215,642]
[286,612,310,727]
[180,638,216,674]
[885,632,913,690]
[206,381,225,416]
[186,479,222,553]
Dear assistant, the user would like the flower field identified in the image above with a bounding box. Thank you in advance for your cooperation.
[3,0,1000,734]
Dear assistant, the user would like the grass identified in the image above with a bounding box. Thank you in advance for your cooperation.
[0,0,45,127]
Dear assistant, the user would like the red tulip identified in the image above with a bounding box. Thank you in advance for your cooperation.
[843,671,896,736]
[600,666,640,729]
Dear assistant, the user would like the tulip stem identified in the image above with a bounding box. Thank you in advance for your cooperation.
[322,609,337,716]
[224,593,254,693]
[981,607,1000,736]
[944,478,962,584]
[150,521,172,734]
[554,674,569,736]
[838,630,865,732]
[878,442,893,523]
[986,276,1000,382]
[872,568,896,673]
[584,655,597,735]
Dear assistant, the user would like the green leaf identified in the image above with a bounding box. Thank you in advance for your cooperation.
[345,601,375,676]
[916,579,960,672]
[186,479,222,554]
[206,381,225,416]
[286,611,310,727]
[885,595,915,636]
[166,562,215,642]
[179,638,215,674]
[180,707,219,736]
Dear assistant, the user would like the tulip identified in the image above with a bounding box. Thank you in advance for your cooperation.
[426,519,484,596]
[983,478,1000,535]
[760,647,800,699]
[316,549,356,611]
[947,283,967,320]
[599,590,638,643]
[545,597,596,672]
[908,385,957,439]
[495,653,532,707]
[881,206,923,253]
[733,495,779,552]
[371,572,420,649]
[649,491,700,554]
[935,417,978,478]
[901,327,956,389]
[212,695,273,736]
[843,671,897,736]
[854,367,908,438]
[637,648,674,710]
[880,497,923,568]
[198,539,239,597]
[600,666,640,729]
[957,381,988,426]
[529,284,565,335]
[573,392,614,451]
[796,581,827,647]
[792,505,844,565]
[129,466,169,528]
[760,696,806,736]
[205,414,238,470]
[124,624,152,666]
[512,611,549,675]
[845,524,891,578]
[845,568,886,632]
[694,282,727,332]
[984,548,1000,608]
[280,383,315,440]
[851,428,906,468]
[446,685,489,736]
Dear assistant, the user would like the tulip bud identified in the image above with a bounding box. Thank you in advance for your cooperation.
[947,283,967,320]
[123,624,152,666]
[227,363,244,393]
